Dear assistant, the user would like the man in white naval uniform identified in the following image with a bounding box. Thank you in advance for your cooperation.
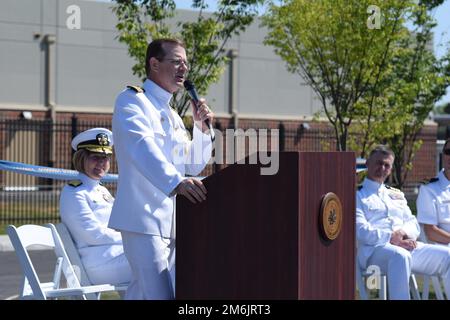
[417,139,450,246]
[108,38,213,300]
[357,145,450,299]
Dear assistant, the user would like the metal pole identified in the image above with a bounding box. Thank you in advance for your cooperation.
[44,34,56,170]
[227,49,238,129]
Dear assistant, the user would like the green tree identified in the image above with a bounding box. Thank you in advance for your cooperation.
[112,0,264,117]
[263,0,450,188]
[262,0,412,151]
[351,1,450,187]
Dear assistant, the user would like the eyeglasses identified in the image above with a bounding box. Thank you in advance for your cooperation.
[160,58,190,69]
[88,154,111,161]
[443,149,450,155]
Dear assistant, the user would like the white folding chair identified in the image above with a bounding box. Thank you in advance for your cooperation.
[7,224,124,300]
[417,224,446,300]
[50,223,128,299]
[416,272,445,300]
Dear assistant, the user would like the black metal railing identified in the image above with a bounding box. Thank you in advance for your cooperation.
[0,115,115,225]
[0,114,435,225]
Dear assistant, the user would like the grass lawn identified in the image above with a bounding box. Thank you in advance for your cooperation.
[100,291,122,300]
[0,201,60,235]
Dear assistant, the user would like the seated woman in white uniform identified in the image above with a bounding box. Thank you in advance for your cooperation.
[59,128,132,285]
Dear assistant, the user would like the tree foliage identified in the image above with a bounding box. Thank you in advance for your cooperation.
[350,1,450,187]
[262,0,411,151]
[112,0,264,117]
[263,0,450,187]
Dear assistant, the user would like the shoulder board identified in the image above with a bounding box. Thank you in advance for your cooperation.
[357,185,363,191]
[68,180,82,187]
[421,177,439,185]
[386,185,402,193]
[127,85,145,93]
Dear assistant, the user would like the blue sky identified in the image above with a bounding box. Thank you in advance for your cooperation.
[96,0,450,104]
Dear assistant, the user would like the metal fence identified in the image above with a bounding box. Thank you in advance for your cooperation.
[0,115,435,225]
[0,116,116,225]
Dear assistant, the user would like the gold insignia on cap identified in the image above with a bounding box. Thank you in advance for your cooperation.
[96,133,109,147]
[72,128,113,155]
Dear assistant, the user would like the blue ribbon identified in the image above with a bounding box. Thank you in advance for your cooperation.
[0,158,366,182]
[0,160,118,183]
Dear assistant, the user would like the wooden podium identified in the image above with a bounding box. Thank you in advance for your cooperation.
[176,152,355,299]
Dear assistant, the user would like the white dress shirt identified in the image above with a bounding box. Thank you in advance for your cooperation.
[108,79,212,238]
[417,169,450,234]
[356,178,420,268]
[59,173,123,269]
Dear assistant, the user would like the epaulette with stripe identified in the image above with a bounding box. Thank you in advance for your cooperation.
[68,180,82,187]
[127,85,145,93]
[385,185,402,193]
[421,177,439,185]
[385,185,405,200]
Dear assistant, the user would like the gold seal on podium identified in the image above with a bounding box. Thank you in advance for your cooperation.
[319,192,342,240]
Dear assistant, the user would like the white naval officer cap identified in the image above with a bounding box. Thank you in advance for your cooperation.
[71,128,113,155]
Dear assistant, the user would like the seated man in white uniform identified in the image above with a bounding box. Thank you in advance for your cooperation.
[59,128,132,286]
[417,138,450,246]
[356,144,450,299]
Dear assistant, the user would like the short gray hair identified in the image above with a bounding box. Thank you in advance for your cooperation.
[368,145,395,160]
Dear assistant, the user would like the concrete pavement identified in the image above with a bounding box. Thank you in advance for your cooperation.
[0,250,55,300]
[0,235,13,251]
[0,234,49,252]
[0,234,54,299]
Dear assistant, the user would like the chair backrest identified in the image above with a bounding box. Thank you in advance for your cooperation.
[52,223,90,284]
[417,223,446,300]
[51,223,129,298]
[46,223,100,300]
[8,224,95,300]
[8,224,85,299]
[45,223,84,288]
[8,223,127,300]
[7,225,55,299]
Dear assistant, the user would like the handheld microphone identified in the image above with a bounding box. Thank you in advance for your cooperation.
[183,80,215,141]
